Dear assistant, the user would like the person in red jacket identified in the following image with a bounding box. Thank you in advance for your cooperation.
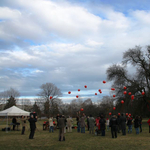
[147,117,150,133]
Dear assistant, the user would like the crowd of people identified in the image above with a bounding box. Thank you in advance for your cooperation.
[10,113,150,141]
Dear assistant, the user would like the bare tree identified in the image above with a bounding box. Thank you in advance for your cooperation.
[37,83,62,118]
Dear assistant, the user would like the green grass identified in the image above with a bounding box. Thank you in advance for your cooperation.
[0,118,150,150]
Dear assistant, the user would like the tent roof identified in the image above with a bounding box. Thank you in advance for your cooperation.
[0,106,30,116]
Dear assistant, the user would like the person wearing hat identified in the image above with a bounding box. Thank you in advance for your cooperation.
[109,114,118,138]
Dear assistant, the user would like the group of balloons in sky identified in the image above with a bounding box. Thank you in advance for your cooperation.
[48,80,146,116]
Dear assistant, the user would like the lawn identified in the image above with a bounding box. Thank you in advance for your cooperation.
[0,118,150,150]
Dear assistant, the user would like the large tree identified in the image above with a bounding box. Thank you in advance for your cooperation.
[106,45,150,116]
[37,83,62,118]
[0,88,20,110]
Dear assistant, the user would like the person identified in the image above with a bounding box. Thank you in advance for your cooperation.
[87,116,90,131]
[106,118,109,131]
[134,115,139,134]
[95,116,100,130]
[21,116,27,135]
[76,115,80,132]
[58,115,66,141]
[12,117,17,131]
[117,115,121,133]
[139,116,142,132]
[120,113,126,135]
[147,117,150,133]
[99,115,106,136]
[49,117,54,133]
[56,114,60,128]
[88,114,95,134]
[127,116,132,133]
[80,113,86,133]
[67,116,73,132]
[109,115,118,138]
[28,115,37,139]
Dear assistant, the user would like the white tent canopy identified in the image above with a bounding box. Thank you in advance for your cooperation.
[0,106,30,116]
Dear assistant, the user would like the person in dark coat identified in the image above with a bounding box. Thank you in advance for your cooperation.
[127,116,132,133]
[109,115,118,138]
[58,115,66,141]
[87,116,90,131]
[120,113,126,135]
[28,115,37,139]
[117,115,121,133]
[134,115,139,134]
[76,115,80,133]
[56,114,59,127]
[138,116,142,132]
[12,117,17,131]
[99,115,106,136]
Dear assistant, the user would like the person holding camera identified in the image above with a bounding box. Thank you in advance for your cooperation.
[28,115,37,139]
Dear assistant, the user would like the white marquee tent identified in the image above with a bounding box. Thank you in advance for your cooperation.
[0,106,30,116]
[0,106,30,132]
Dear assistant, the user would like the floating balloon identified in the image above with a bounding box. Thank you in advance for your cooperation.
[100,91,102,93]
[98,89,101,92]
[131,95,134,100]
[68,91,71,94]
[128,92,131,95]
[76,95,79,98]
[78,89,80,91]
[124,86,127,90]
[142,92,145,95]
[126,113,128,116]
[50,96,53,99]
[111,88,115,91]
[95,93,97,95]
[123,91,127,95]
[113,95,116,97]
[121,100,124,104]
[118,113,120,116]
[84,85,87,88]
[109,112,112,115]
[80,108,84,111]
[129,113,131,116]
[113,107,116,110]
[103,81,106,84]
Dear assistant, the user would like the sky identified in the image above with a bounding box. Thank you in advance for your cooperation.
[0,0,150,103]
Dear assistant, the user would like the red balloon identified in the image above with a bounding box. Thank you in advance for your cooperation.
[142,92,145,95]
[111,88,115,91]
[50,96,53,99]
[80,108,84,111]
[121,100,124,104]
[68,91,71,94]
[129,113,131,116]
[84,85,87,88]
[123,91,127,95]
[78,89,80,91]
[131,95,134,100]
[113,107,116,110]
[113,95,115,97]
[76,95,79,98]
[95,93,97,95]
[98,89,101,92]
[100,91,102,93]
[126,113,128,116]
[109,112,112,115]
[128,92,131,95]
[103,81,106,84]
[118,113,120,116]
[124,86,127,90]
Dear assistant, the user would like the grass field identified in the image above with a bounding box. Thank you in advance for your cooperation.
[0,118,150,150]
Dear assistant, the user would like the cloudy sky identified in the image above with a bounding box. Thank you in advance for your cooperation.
[0,0,150,103]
